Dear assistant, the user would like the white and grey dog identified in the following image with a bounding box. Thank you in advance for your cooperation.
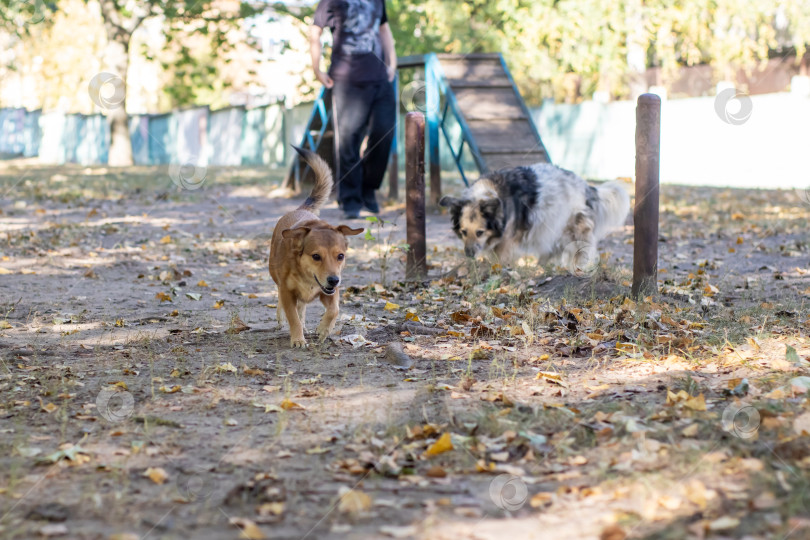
[439,163,630,274]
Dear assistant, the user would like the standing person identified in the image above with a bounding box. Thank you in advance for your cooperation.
[310,0,397,219]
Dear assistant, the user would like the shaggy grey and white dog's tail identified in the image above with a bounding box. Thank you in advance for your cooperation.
[293,146,333,214]
[592,181,631,239]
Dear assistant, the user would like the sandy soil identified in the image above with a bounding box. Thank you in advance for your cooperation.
[1,162,809,540]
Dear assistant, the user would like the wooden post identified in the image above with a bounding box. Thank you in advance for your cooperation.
[405,112,427,281]
[388,74,399,200]
[426,55,441,206]
[632,93,661,298]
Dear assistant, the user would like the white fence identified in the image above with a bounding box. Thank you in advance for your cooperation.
[532,91,808,189]
[2,90,807,189]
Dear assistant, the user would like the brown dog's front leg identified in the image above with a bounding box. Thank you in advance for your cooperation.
[316,291,339,342]
[279,290,306,348]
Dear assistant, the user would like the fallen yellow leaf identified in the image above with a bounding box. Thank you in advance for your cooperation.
[280,399,303,410]
[39,399,58,413]
[425,432,453,457]
[159,235,172,244]
[537,371,567,387]
[338,488,372,514]
[383,301,400,311]
[666,389,689,405]
[529,492,553,507]
[229,517,265,540]
[144,467,168,484]
[197,280,209,287]
[708,516,740,531]
[213,300,225,309]
[242,365,264,376]
[616,342,637,353]
[263,404,283,413]
[793,412,810,436]
[684,393,706,411]
[256,502,285,516]
[215,362,237,373]
[764,387,786,399]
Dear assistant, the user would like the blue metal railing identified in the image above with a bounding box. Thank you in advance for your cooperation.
[292,52,540,190]
[289,86,333,189]
[424,53,484,186]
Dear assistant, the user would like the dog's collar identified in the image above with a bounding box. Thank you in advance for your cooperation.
[314,274,336,295]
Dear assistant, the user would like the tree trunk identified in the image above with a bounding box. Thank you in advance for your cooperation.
[98,0,138,167]
[103,35,133,166]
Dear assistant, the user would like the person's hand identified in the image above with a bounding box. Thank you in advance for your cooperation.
[315,69,333,88]
[387,65,397,82]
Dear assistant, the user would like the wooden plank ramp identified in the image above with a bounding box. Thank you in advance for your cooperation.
[437,53,550,172]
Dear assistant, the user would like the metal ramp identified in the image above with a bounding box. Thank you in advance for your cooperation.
[285,87,335,190]
[287,52,550,194]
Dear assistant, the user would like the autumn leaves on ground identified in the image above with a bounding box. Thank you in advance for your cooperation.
[1,162,809,540]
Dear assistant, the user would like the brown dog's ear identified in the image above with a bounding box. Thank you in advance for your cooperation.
[281,226,310,240]
[336,225,364,236]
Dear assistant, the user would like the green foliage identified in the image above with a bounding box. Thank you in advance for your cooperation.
[161,45,223,108]
[0,0,54,37]
[385,0,810,103]
[271,1,314,25]
[92,0,261,109]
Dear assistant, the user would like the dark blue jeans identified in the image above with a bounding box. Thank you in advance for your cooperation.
[332,79,396,213]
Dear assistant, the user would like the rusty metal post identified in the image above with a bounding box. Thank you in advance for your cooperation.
[632,93,661,298]
[405,112,427,281]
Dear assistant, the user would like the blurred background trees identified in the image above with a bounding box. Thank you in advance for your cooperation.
[386,0,810,104]
[1,0,809,154]
[1,0,261,164]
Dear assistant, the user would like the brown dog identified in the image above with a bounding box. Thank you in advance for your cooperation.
[269,147,363,347]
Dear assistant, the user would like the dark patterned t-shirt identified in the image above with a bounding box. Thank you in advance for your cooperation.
[313,0,389,83]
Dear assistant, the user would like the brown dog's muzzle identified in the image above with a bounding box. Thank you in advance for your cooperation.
[315,274,339,295]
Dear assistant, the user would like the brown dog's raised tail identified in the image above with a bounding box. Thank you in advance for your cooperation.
[293,146,333,215]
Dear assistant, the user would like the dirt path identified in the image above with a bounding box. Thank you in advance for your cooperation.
[1,163,810,540]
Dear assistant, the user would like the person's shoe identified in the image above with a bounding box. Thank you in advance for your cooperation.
[342,209,361,219]
[362,194,380,214]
